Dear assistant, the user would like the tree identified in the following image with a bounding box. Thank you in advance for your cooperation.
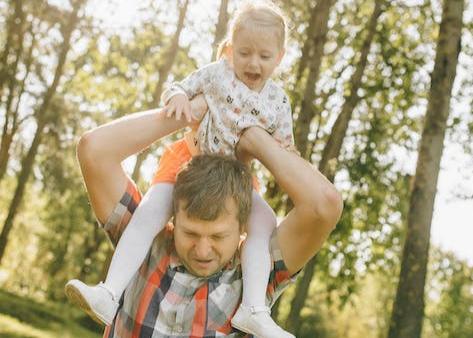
[0,0,26,97]
[293,0,335,158]
[0,0,87,264]
[210,0,230,61]
[388,0,466,336]
[426,250,473,338]
[0,0,27,181]
[131,0,190,184]
[286,1,386,332]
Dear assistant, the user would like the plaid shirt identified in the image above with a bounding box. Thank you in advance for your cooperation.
[103,227,297,338]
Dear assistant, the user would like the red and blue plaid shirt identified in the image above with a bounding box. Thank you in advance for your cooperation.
[103,227,297,338]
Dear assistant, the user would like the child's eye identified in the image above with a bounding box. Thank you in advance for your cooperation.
[239,51,249,56]
[261,55,271,60]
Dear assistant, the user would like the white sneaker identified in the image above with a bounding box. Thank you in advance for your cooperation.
[231,304,295,338]
[65,279,119,326]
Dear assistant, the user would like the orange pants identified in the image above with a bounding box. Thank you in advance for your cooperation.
[152,139,192,185]
[151,138,259,190]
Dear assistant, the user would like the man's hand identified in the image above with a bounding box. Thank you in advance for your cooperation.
[235,127,265,166]
[162,93,193,122]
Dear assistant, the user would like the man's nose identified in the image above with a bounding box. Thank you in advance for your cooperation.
[194,238,212,258]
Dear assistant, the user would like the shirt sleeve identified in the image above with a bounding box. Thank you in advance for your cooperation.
[266,228,300,307]
[271,93,295,150]
[161,61,220,104]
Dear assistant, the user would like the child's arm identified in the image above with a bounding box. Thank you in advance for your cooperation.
[161,62,220,122]
[242,90,296,153]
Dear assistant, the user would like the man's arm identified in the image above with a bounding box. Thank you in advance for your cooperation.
[236,127,343,275]
[78,96,208,224]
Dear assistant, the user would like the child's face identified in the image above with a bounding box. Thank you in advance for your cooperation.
[228,26,284,92]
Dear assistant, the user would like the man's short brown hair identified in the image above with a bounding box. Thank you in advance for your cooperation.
[172,154,252,227]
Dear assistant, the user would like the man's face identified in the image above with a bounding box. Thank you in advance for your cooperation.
[173,198,243,277]
[228,26,284,92]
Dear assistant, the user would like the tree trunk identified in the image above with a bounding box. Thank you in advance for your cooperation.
[319,0,384,179]
[294,0,334,159]
[211,0,230,61]
[48,216,75,279]
[130,0,189,185]
[0,0,85,265]
[294,2,319,86]
[0,0,24,97]
[0,23,35,181]
[284,2,334,330]
[151,0,189,107]
[268,0,335,244]
[286,0,385,331]
[285,254,320,333]
[131,150,148,183]
[79,224,103,281]
[388,1,465,337]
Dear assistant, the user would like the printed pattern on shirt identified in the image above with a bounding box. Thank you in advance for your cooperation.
[161,59,294,157]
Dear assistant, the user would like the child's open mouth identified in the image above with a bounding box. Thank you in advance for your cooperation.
[245,72,261,82]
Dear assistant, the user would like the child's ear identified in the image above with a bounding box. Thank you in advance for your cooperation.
[276,48,286,66]
[225,44,233,62]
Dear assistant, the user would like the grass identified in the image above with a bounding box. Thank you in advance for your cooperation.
[0,289,102,338]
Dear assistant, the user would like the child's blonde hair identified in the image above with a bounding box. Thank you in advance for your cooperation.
[216,1,287,59]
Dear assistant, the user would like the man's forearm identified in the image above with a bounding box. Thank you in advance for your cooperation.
[80,93,209,163]
[81,109,189,162]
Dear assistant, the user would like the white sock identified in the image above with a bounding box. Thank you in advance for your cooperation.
[241,191,277,308]
[103,183,174,298]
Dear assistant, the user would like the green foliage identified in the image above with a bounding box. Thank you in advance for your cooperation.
[424,249,473,338]
[0,289,101,338]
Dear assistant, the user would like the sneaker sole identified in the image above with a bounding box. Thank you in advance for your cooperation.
[64,283,109,326]
[230,319,257,336]
[231,317,295,338]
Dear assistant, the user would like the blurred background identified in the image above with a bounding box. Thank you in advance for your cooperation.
[0,0,472,337]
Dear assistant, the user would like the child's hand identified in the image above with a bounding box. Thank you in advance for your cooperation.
[163,94,192,122]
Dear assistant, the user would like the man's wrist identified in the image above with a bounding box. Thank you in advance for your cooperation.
[238,127,263,153]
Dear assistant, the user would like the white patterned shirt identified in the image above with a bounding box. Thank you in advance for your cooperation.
[161,59,294,157]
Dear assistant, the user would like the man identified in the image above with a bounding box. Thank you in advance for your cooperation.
[69,97,343,337]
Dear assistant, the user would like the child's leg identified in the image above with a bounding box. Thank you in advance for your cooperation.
[233,191,294,338]
[241,191,277,307]
[65,183,174,325]
[103,137,191,296]
[103,183,174,297]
